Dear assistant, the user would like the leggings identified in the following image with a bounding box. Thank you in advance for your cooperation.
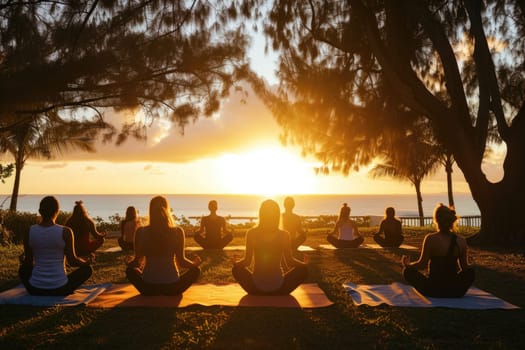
[232,264,308,295]
[194,233,233,250]
[19,264,93,296]
[373,234,404,248]
[326,235,364,248]
[126,266,201,296]
[403,266,475,298]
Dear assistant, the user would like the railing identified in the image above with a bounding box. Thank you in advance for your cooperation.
[188,215,482,228]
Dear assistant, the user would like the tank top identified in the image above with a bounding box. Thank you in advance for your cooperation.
[252,229,285,292]
[29,224,68,289]
[138,227,180,284]
[338,221,355,241]
[429,234,459,280]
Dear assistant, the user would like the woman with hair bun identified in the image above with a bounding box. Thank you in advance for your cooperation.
[401,203,475,297]
[326,203,364,248]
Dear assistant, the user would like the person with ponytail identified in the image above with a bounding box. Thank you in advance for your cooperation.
[326,203,364,248]
[401,203,475,297]
[126,196,201,295]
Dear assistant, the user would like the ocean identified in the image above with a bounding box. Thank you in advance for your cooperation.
[4,193,481,222]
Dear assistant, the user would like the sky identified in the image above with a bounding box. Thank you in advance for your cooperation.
[0,34,505,197]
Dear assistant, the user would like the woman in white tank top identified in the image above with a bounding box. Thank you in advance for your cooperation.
[19,196,93,296]
[326,203,364,248]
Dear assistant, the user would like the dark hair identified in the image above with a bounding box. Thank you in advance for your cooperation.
[65,200,92,233]
[433,203,458,231]
[283,196,295,210]
[338,203,350,221]
[39,196,59,219]
[124,206,137,221]
[385,207,395,218]
[258,199,280,231]
[208,200,218,211]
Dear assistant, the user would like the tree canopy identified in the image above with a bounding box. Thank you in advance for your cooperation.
[245,0,525,245]
[0,0,251,141]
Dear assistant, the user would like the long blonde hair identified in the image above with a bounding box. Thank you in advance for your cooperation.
[148,196,175,233]
[258,199,280,231]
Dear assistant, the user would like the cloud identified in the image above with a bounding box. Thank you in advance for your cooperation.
[41,162,68,169]
[85,166,96,171]
[62,83,282,164]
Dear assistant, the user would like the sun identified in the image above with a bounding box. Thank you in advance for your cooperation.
[214,146,318,195]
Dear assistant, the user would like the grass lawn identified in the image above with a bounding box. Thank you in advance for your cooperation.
[1,227,524,349]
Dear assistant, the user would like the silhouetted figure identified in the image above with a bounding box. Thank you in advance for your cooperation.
[232,199,308,295]
[19,196,93,295]
[373,207,404,247]
[193,200,233,250]
[401,204,475,297]
[65,201,106,257]
[326,203,364,248]
[282,196,307,250]
[126,196,201,295]
[118,206,140,251]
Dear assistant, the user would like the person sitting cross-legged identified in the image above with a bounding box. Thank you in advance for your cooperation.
[373,206,404,248]
[193,200,233,250]
[326,203,364,248]
[19,196,93,296]
[232,199,308,295]
[401,203,475,298]
[126,195,201,296]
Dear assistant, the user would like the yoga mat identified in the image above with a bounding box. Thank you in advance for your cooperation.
[0,283,111,307]
[88,283,333,308]
[343,282,519,309]
[185,245,246,251]
[318,244,418,250]
[297,245,315,252]
[101,246,123,253]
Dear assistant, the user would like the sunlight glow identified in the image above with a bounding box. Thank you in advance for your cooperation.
[214,146,318,195]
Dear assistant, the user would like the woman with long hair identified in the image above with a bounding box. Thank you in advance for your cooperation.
[65,201,106,257]
[401,203,475,297]
[118,206,140,251]
[232,199,308,295]
[326,203,364,248]
[126,195,201,295]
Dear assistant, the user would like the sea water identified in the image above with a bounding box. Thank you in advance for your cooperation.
[4,193,480,222]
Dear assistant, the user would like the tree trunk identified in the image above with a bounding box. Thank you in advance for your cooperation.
[465,117,525,247]
[414,180,425,226]
[445,155,455,207]
[9,163,22,212]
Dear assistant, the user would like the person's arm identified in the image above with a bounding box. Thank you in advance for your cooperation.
[120,220,125,239]
[63,227,92,267]
[402,235,430,270]
[20,230,33,266]
[128,228,145,268]
[457,237,472,270]
[194,216,205,235]
[352,220,361,237]
[221,216,232,235]
[376,220,385,237]
[328,221,339,236]
[283,231,308,267]
[88,219,106,239]
[233,229,254,267]
[174,227,202,269]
